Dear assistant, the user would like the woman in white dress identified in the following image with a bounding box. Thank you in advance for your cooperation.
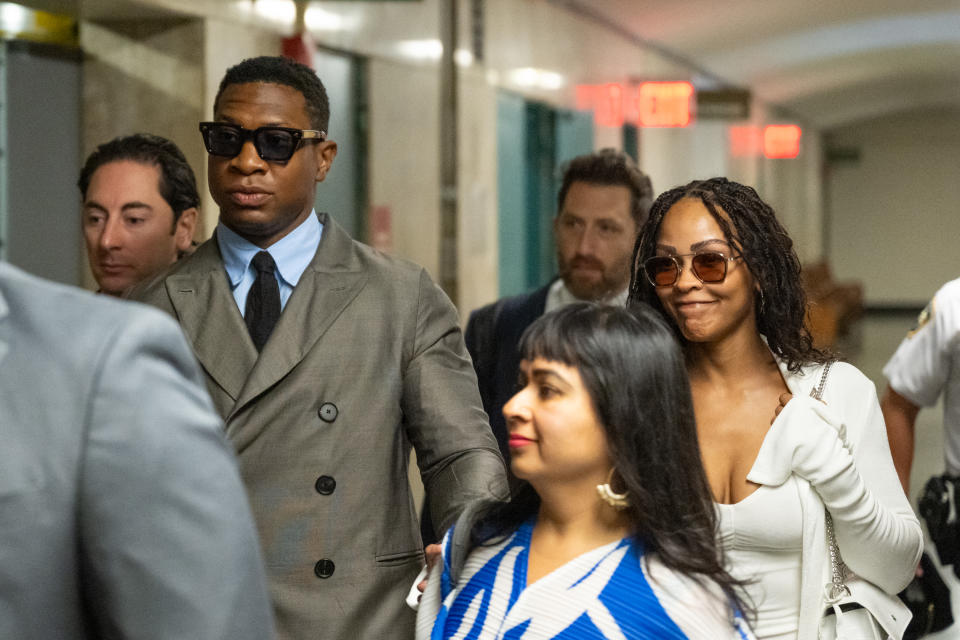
[628,177,923,639]
[415,303,753,639]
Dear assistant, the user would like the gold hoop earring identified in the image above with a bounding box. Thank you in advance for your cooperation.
[596,469,629,510]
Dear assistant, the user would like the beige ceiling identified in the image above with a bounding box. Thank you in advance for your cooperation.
[551,0,960,130]
[17,0,960,130]
[14,0,186,20]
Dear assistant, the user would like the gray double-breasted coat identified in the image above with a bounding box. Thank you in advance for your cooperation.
[135,212,507,639]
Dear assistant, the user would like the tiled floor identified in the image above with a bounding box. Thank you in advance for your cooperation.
[846,312,958,639]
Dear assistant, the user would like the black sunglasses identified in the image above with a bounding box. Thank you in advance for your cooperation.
[643,251,740,287]
[199,122,326,162]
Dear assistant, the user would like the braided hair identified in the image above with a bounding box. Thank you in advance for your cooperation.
[627,177,829,372]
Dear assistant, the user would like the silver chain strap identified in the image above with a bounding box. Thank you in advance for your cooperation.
[814,361,850,605]
[810,361,833,401]
[824,510,851,604]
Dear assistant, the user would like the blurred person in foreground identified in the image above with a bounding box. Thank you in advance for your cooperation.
[416,303,754,639]
[629,177,921,639]
[79,133,199,296]
[0,260,272,639]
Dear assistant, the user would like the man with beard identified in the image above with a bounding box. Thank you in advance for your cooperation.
[464,148,652,482]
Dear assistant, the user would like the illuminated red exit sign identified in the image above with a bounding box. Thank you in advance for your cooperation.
[764,125,802,159]
[729,124,803,159]
[575,82,695,128]
[638,82,694,127]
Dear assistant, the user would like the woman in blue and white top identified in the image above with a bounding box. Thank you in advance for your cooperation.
[415,303,754,639]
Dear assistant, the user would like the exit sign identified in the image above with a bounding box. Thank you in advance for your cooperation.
[637,82,694,128]
[764,125,802,159]
[575,81,695,128]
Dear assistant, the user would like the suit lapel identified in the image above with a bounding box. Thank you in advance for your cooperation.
[230,214,367,420]
[166,241,257,403]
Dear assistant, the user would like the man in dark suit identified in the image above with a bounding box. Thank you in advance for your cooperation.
[133,56,506,639]
[0,261,273,639]
[466,149,653,470]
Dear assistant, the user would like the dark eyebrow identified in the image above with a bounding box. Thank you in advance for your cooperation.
[594,217,625,227]
[83,201,153,213]
[83,202,107,213]
[690,238,730,252]
[530,367,572,390]
[655,243,677,254]
[655,238,730,254]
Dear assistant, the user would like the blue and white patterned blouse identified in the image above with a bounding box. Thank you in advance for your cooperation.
[415,519,754,640]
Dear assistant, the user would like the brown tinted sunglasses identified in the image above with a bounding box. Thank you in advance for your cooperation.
[643,251,740,287]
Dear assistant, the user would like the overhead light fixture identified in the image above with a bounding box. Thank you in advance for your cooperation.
[506,67,565,91]
[247,0,296,26]
[0,2,75,44]
[304,7,347,32]
[394,39,473,66]
[0,2,30,35]
[396,39,443,61]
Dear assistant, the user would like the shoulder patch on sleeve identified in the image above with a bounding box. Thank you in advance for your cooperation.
[907,299,935,338]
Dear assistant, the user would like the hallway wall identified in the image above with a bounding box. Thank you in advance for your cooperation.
[827,108,960,307]
[79,17,206,289]
[5,0,828,318]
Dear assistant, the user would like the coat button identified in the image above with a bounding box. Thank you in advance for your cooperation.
[315,475,336,495]
[314,559,335,579]
[318,402,338,423]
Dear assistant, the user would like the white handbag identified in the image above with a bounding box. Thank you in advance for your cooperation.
[813,362,889,640]
[817,511,886,640]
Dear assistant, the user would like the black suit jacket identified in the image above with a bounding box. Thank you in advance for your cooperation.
[464,281,553,468]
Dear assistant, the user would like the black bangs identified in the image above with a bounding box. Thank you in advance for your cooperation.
[516,305,587,370]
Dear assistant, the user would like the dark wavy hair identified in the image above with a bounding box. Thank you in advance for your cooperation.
[628,177,829,372]
[469,302,747,615]
[214,56,330,132]
[78,133,199,227]
[557,148,654,226]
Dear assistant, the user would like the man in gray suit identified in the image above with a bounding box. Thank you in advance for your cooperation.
[133,56,507,639]
[0,261,273,639]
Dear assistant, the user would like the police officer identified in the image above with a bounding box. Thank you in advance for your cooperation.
[881,277,960,494]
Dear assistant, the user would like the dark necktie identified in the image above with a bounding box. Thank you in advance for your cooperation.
[245,251,281,351]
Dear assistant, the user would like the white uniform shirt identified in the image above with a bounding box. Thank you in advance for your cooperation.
[883,276,960,474]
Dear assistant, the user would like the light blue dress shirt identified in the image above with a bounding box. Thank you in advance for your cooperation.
[216,212,323,316]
